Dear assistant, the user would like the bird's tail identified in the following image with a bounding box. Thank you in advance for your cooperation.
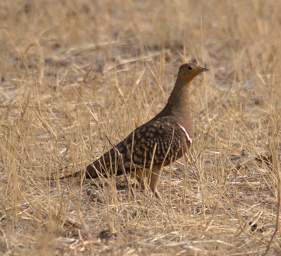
[85,152,125,179]
[46,147,126,181]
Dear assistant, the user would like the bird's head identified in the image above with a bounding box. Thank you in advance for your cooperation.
[177,59,208,83]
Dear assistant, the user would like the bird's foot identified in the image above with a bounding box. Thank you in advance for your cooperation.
[153,189,162,200]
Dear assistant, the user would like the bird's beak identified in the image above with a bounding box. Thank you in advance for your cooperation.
[201,65,209,72]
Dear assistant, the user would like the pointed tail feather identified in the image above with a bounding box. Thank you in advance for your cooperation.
[85,157,125,179]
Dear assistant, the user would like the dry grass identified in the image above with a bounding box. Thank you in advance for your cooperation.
[0,0,280,255]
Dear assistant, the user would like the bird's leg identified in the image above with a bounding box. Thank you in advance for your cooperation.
[149,168,162,199]
[134,169,147,190]
[128,169,147,199]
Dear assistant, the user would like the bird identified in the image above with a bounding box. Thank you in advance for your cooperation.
[60,59,208,198]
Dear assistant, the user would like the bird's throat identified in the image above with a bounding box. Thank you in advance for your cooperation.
[160,79,193,134]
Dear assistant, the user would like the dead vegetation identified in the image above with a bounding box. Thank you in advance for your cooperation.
[0,0,280,255]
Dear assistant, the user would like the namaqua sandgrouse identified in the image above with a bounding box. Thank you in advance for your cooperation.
[65,59,208,197]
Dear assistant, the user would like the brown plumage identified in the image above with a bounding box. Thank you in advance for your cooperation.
[64,59,208,197]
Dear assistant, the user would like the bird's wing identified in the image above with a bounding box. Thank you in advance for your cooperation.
[116,116,190,168]
[86,116,191,178]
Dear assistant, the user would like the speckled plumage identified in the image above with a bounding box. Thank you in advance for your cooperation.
[86,116,192,179]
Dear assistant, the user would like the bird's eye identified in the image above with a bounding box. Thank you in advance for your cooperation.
[188,66,192,70]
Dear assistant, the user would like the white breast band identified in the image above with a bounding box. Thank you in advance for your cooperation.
[177,123,192,144]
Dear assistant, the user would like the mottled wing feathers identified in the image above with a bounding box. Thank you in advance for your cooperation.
[86,116,191,179]
[124,117,189,167]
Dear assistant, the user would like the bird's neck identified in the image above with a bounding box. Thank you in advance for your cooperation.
[159,78,193,133]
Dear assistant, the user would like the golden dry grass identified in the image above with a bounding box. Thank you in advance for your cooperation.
[0,0,280,255]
